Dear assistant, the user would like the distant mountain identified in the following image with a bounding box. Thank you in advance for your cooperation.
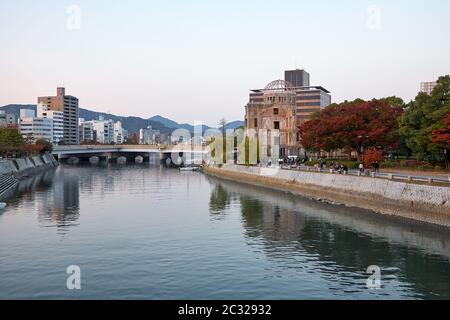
[0,104,173,135]
[149,115,243,132]
[0,104,36,118]
[0,105,244,135]
[78,108,173,135]
[224,120,244,130]
[148,115,180,128]
[149,115,211,133]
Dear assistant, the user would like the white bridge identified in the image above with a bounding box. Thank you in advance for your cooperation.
[53,144,208,164]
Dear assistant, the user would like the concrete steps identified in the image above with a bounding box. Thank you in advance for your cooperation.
[0,174,19,198]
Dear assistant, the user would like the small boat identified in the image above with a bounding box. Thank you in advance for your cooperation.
[179,166,200,172]
[0,203,6,210]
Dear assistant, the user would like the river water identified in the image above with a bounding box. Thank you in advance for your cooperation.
[1,164,450,300]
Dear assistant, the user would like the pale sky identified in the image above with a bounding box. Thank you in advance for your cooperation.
[1,0,449,126]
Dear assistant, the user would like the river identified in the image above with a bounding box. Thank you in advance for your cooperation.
[1,164,449,300]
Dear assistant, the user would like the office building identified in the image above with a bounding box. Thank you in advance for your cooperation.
[285,69,310,87]
[0,111,16,128]
[295,87,331,123]
[19,109,54,143]
[420,81,437,95]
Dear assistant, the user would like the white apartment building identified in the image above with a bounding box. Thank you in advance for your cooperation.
[79,116,115,144]
[92,117,114,144]
[114,121,127,144]
[37,103,64,145]
[139,126,160,145]
[19,109,54,143]
[79,118,96,143]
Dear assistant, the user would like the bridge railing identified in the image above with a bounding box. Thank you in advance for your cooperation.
[53,144,166,151]
[53,144,209,153]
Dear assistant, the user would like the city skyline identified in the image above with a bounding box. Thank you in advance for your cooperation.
[1,0,449,126]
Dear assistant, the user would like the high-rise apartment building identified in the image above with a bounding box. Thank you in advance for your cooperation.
[38,87,79,145]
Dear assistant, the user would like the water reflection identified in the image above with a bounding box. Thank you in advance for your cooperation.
[209,184,232,217]
[38,173,80,230]
[209,178,450,300]
[2,166,450,299]
[4,168,80,233]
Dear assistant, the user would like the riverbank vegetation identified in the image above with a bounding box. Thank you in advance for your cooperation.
[299,75,450,170]
[0,128,53,158]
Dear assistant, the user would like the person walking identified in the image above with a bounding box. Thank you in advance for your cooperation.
[359,162,365,174]
[374,161,380,173]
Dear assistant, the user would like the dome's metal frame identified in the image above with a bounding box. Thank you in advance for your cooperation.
[264,79,295,91]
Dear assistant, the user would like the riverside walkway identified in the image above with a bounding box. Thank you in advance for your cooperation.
[280,164,450,185]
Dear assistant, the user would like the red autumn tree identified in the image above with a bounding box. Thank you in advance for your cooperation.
[298,99,403,159]
[432,114,450,148]
[432,114,450,168]
[362,149,384,168]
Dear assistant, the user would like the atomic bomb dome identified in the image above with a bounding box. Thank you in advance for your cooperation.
[264,80,294,91]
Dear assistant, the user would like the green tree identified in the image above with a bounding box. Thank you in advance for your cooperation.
[219,118,227,136]
[35,139,53,153]
[218,118,227,163]
[380,96,405,108]
[0,128,24,156]
[399,75,450,162]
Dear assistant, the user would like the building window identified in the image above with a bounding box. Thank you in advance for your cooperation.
[274,121,280,130]
[254,118,258,128]
[297,101,322,107]
[273,108,279,115]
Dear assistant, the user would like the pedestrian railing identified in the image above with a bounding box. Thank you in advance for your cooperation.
[280,165,450,185]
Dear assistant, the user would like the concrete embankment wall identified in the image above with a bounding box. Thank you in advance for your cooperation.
[204,164,450,228]
[0,154,58,198]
